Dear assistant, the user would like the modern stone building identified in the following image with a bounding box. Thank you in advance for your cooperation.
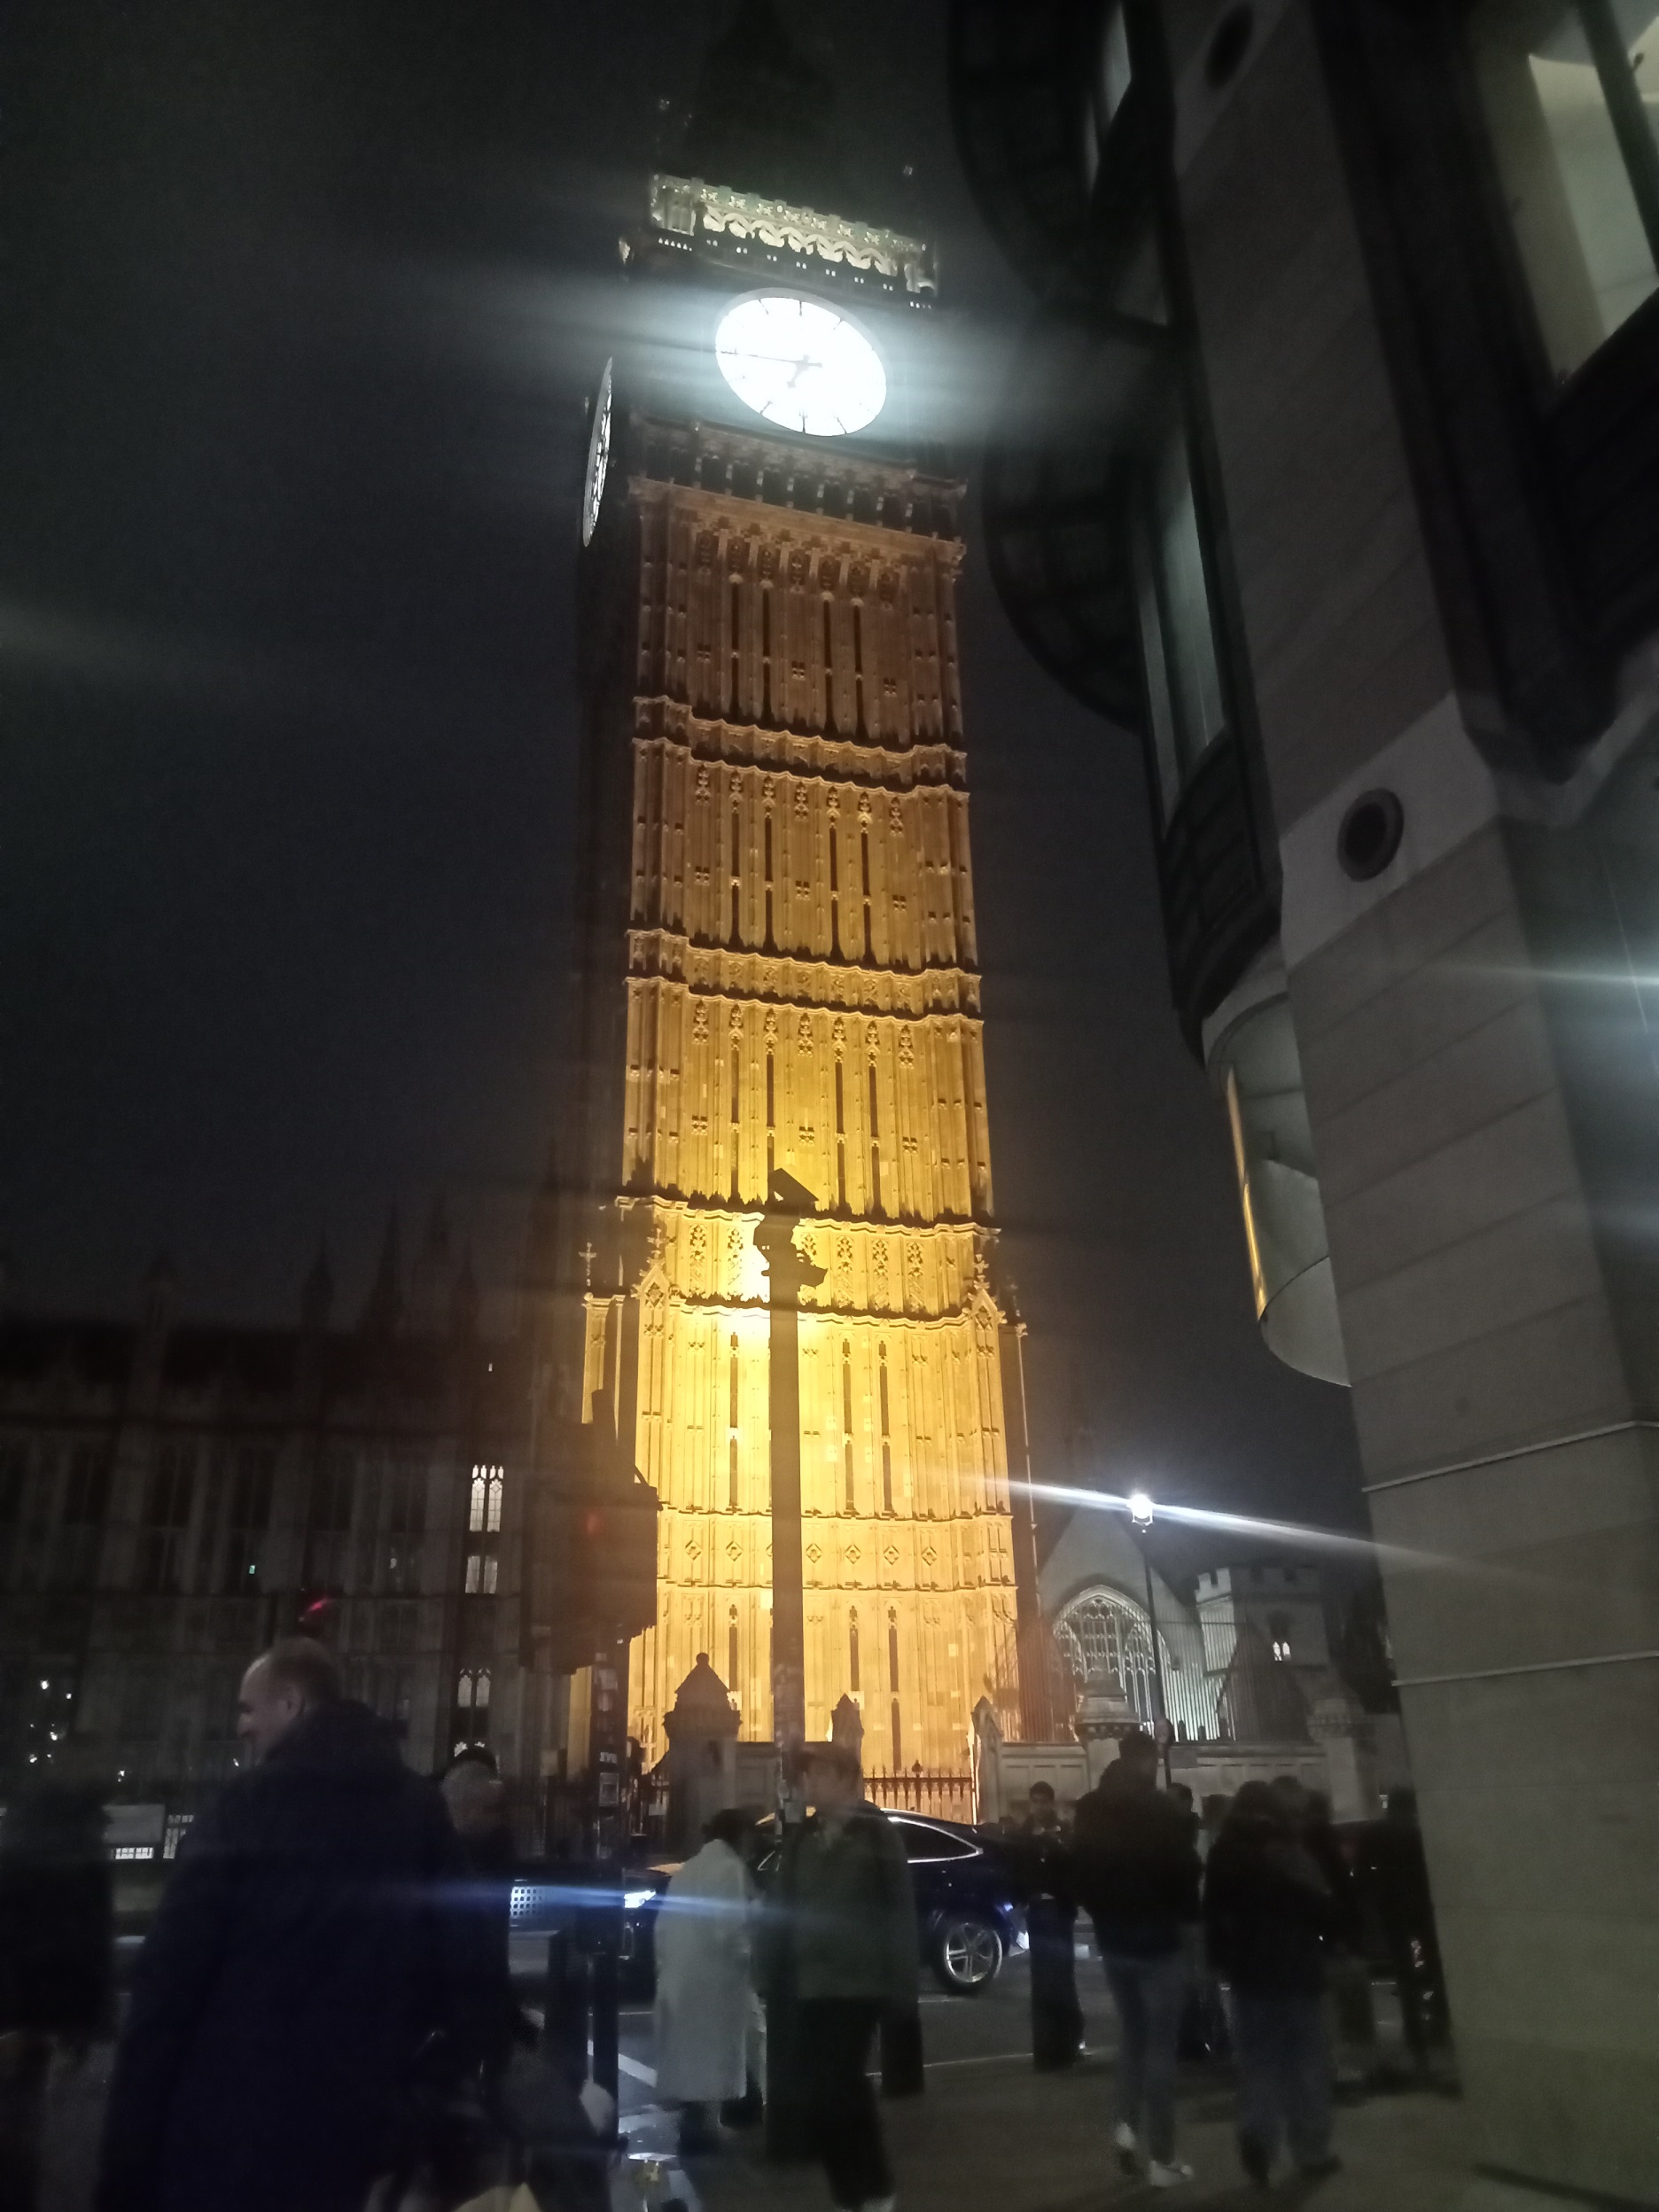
[564,12,1040,1774]
[954,0,1659,2201]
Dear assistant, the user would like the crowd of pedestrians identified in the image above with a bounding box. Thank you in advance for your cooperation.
[1016,1730,1446,2190]
[632,1727,1445,2199]
[1,1645,1449,2212]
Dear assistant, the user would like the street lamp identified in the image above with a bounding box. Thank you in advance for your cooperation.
[1125,1491,1172,1784]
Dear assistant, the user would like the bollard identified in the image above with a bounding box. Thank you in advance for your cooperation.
[542,1928,589,2092]
[879,2002,924,2097]
[1028,1898,1085,2070]
[588,1893,623,2142]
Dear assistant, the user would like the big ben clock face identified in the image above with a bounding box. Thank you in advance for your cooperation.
[714,294,886,438]
[581,357,613,545]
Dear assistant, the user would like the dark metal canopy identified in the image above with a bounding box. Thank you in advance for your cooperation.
[980,300,1164,728]
[947,0,1099,298]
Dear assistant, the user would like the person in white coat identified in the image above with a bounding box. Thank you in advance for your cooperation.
[652,1808,755,2154]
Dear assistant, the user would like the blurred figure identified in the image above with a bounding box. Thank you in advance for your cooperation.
[442,1747,510,1860]
[1166,1783,1223,2065]
[1297,1788,1374,2092]
[440,1748,606,2212]
[1187,1797,1234,2061]
[440,1745,518,2035]
[1359,1787,1447,2074]
[0,1781,113,2212]
[96,1638,489,2212]
[760,1744,916,2212]
[653,1808,754,2155]
[1204,1781,1339,2187]
[1016,1782,1083,2071]
[1073,1730,1202,2189]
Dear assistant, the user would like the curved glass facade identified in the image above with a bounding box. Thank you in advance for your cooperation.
[1470,1,1659,381]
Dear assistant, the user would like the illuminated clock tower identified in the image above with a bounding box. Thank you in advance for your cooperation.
[567,4,1040,1774]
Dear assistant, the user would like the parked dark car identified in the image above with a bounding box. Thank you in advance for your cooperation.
[510,1812,1027,1999]
[507,1867,674,1999]
[888,1812,1027,1993]
[754,1811,1025,1996]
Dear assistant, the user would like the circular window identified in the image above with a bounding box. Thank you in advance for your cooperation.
[1204,4,1255,89]
[1336,789,1405,881]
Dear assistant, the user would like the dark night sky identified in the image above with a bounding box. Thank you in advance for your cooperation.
[0,0,1363,1550]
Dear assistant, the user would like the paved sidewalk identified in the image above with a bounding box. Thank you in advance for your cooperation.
[679,2052,1473,2212]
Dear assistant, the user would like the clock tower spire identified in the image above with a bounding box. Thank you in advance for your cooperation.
[565,28,1040,1775]
[670,0,855,221]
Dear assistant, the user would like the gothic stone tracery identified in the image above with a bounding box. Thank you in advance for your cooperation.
[582,440,1024,1772]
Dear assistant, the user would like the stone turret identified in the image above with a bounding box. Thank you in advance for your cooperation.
[360,1209,402,1336]
[300,1240,333,1333]
[407,1197,453,1334]
[661,1653,741,1853]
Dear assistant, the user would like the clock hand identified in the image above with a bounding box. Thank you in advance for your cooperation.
[722,347,829,373]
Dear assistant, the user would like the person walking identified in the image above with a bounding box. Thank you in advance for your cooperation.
[1297,1786,1373,2094]
[96,1637,491,2212]
[0,1781,113,2212]
[759,1743,917,2212]
[439,1749,608,2212]
[1168,1784,1212,2064]
[1359,1788,1447,2076]
[653,1808,755,2155]
[1016,1782,1084,2071]
[1072,1729,1202,2189]
[1203,1780,1340,2187]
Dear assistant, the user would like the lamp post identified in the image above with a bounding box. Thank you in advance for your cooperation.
[1127,1492,1172,1788]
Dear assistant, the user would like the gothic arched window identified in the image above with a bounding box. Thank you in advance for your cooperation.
[868,1059,883,1214]
[468,1466,503,1535]
[728,1335,741,1511]
[834,1058,847,1208]
[878,1344,893,1514]
[1053,1587,1158,1725]
[454,1666,490,1753]
[841,1340,855,1512]
[887,1607,902,1770]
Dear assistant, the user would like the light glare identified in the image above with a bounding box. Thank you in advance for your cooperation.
[714,294,886,437]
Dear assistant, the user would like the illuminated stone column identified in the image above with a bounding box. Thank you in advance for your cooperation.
[754,1174,825,1756]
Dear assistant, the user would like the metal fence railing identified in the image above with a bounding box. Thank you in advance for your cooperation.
[863,1766,977,1819]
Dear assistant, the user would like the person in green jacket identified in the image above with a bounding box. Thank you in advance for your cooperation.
[763,1744,917,2212]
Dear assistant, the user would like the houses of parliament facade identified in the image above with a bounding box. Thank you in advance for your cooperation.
[0,1215,579,1810]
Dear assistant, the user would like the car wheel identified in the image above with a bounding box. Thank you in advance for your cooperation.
[932,1912,1003,1995]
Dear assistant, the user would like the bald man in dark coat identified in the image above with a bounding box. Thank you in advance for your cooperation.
[97,1640,491,2212]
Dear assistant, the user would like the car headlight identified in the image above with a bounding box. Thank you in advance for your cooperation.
[623,1889,656,1911]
